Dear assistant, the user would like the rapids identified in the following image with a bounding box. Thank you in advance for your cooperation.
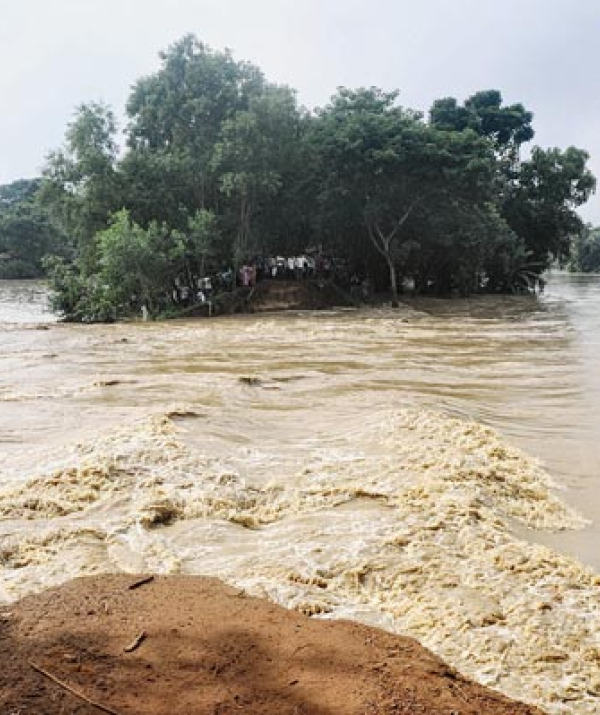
[1,273,600,714]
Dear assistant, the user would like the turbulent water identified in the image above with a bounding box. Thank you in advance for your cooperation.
[1,274,600,714]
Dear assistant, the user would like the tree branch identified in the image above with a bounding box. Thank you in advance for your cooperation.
[388,199,419,241]
[365,221,388,259]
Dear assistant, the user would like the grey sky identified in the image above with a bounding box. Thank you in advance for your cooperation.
[1,0,599,221]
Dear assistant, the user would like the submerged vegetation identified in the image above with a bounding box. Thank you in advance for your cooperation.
[1,35,596,318]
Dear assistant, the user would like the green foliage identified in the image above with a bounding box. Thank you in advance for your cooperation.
[35,35,596,320]
[127,35,264,153]
[430,90,534,151]
[569,225,600,272]
[0,178,64,277]
[40,102,121,268]
[212,85,301,258]
[44,255,116,322]
[503,146,596,266]
[0,178,42,206]
[183,208,222,277]
[46,210,185,321]
[123,34,266,226]
[97,209,183,314]
[311,87,501,300]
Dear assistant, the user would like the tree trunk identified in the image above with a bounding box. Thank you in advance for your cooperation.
[365,204,418,309]
[232,195,252,293]
[387,257,399,308]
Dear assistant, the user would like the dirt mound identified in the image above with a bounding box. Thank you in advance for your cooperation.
[247,279,354,312]
[0,574,545,714]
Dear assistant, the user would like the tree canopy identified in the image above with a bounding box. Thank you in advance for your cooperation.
[0,178,64,278]
[569,224,600,272]
[5,34,594,319]
[430,90,534,154]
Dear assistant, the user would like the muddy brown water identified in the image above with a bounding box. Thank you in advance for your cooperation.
[1,274,600,714]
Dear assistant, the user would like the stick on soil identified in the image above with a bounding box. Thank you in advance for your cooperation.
[28,660,122,715]
[123,630,147,653]
[127,575,154,590]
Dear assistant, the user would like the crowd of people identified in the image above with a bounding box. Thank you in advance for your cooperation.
[171,253,347,308]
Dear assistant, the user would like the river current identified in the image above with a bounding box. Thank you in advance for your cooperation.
[1,275,600,713]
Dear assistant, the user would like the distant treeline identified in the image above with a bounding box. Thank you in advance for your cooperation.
[0,34,597,318]
[0,178,59,279]
[569,225,600,272]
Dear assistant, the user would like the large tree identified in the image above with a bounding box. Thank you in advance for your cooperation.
[40,101,121,268]
[313,88,497,304]
[503,146,596,266]
[211,85,302,262]
[123,34,266,226]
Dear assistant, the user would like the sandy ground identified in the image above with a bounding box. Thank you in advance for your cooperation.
[0,574,546,714]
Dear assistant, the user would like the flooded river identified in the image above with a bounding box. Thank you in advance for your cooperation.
[1,274,600,713]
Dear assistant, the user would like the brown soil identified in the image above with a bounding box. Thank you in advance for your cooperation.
[182,280,354,318]
[246,279,354,312]
[0,574,546,715]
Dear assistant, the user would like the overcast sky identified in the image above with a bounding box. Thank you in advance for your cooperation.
[1,0,599,222]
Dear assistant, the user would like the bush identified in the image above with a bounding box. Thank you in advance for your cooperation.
[0,258,41,279]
